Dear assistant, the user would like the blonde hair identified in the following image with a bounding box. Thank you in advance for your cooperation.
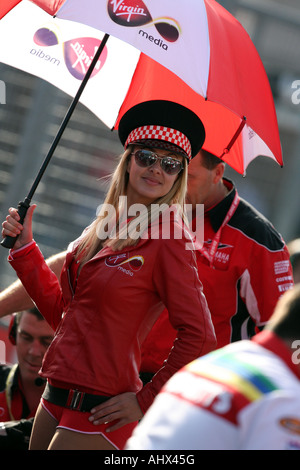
[75,146,188,264]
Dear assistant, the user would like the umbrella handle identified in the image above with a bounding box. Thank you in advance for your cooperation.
[1,198,31,249]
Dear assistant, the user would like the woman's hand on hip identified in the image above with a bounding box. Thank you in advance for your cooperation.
[89,392,143,432]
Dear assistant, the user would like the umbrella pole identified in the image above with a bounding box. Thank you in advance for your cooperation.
[1,33,110,249]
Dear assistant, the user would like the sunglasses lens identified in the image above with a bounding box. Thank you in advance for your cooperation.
[161,157,182,175]
[134,150,182,175]
[135,150,157,167]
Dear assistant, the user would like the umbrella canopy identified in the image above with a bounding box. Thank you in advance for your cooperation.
[0,0,283,175]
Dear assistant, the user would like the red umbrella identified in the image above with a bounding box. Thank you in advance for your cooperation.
[0,0,283,247]
[55,0,283,174]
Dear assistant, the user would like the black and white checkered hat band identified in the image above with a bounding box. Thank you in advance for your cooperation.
[125,125,192,161]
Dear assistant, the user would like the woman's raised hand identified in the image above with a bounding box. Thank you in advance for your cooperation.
[2,205,36,250]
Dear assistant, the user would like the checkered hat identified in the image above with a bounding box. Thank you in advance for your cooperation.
[118,100,205,162]
[125,125,192,160]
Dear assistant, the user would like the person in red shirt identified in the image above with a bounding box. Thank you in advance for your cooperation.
[0,307,54,449]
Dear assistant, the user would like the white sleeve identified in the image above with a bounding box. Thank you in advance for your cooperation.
[240,392,300,450]
[126,393,238,450]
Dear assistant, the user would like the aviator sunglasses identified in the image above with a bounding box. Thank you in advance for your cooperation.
[132,149,184,176]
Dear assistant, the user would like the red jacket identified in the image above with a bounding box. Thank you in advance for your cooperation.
[9,216,216,413]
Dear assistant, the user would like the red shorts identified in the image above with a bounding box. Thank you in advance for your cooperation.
[41,398,137,450]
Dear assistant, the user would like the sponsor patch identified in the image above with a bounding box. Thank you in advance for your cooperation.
[105,253,144,275]
[200,240,234,271]
[280,418,300,436]
[274,260,290,275]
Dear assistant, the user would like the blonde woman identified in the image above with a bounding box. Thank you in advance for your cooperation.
[2,100,216,450]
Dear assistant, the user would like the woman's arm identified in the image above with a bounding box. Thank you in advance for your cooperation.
[2,206,67,329]
[0,252,66,318]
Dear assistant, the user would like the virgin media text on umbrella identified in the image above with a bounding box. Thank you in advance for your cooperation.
[70,42,102,74]
[30,49,60,66]
[138,30,168,50]
[0,80,6,104]
[108,0,180,43]
[109,0,147,22]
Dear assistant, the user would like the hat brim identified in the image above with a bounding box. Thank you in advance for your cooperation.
[129,139,188,159]
[118,100,205,158]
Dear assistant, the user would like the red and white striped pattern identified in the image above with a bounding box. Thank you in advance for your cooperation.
[125,125,192,160]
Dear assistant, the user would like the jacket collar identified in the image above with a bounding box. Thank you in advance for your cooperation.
[5,364,31,419]
[92,236,151,261]
[206,178,236,233]
[66,236,151,269]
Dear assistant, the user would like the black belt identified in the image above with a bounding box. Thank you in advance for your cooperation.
[42,383,111,412]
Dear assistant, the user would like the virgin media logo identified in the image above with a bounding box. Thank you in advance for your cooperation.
[107,0,180,43]
[32,28,107,80]
[105,253,144,272]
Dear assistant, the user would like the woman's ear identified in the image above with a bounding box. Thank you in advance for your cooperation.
[213,162,225,184]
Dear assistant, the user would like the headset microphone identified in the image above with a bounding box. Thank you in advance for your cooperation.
[34,378,46,387]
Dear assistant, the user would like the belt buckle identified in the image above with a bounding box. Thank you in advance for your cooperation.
[67,389,85,411]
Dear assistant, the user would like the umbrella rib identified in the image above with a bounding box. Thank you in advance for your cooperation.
[219,117,247,160]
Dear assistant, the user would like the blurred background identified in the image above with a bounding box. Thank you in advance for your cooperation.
[0,0,299,293]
